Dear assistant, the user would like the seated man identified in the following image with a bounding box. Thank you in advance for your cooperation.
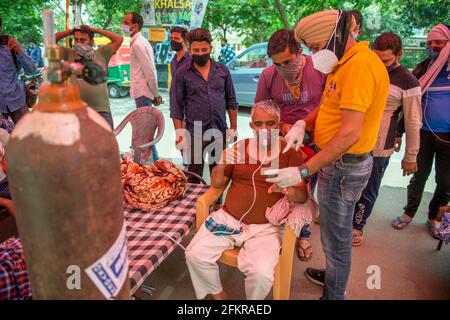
[185,100,307,300]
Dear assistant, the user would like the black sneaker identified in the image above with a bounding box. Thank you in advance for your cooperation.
[305,268,325,287]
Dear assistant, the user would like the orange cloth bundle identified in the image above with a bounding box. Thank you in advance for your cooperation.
[121,159,187,211]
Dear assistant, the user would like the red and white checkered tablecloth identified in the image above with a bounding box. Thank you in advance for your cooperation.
[0,183,209,298]
[125,183,209,294]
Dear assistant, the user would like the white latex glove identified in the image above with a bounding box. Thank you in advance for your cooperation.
[263,167,302,188]
[283,120,306,153]
[226,128,238,145]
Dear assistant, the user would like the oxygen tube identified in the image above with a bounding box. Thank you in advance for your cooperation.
[128,129,278,252]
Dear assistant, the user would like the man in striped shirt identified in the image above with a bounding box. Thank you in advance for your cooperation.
[352,32,422,246]
[392,24,450,238]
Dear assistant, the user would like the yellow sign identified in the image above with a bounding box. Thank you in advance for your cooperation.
[154,0,192,9]
[147,28,166,42]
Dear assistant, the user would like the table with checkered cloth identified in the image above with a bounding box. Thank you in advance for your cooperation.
[125,183,209,294]
[0,236,31,300]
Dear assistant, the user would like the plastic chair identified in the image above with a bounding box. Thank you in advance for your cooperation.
[114,107,164,164]
[195,185,296,300]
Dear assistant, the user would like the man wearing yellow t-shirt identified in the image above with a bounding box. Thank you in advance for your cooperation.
[265,10,389,300]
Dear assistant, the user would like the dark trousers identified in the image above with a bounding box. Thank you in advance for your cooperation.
[2,105,29,124]
[183,134,226,182]
[404,130,450,220]
[98,111,114,129]
[353,156,391,231]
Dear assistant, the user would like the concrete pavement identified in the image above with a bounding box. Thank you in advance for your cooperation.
[109,95,449,300]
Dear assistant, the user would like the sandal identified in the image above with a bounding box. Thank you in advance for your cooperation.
[391,216,411,230]
[297,240,312,262]
[352,229,363,247]
[425,221,442,240]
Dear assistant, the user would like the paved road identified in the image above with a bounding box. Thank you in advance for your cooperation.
[110,93,436,193]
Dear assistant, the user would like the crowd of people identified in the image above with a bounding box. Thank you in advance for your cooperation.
[0,7,449,300]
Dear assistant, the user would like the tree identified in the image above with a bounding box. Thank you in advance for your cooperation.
[84,0,141,31]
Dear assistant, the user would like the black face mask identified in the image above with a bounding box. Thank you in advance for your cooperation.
[171,41,183,52]
[192,53,210,66]
[326,10,353,60]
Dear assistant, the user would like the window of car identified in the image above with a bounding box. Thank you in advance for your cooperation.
[233,46,268,69]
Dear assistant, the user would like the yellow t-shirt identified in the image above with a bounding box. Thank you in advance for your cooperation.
[314,41,390,154]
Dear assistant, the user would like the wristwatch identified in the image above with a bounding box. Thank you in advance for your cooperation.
[298,164,311,181]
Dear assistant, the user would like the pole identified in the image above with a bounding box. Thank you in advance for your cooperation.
[65,0,70,47]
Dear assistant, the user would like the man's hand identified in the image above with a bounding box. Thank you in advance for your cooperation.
[268,183,287,194]
[394,137,402,152]
[264,167,302,188]
[80,25,95,33]
[437,205,450,222]
[280,123,293,136]
[8,37,23,54]
[283,120,306,153]
[226,128,238,145]
[0,198,14,217]
[175,130,186,151]
[401,160,417,176]
[153,96,163,106]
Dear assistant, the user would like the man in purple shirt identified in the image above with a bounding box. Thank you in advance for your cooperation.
[169,26,191,78]
[170,28,238,180]
[255,29,326,262]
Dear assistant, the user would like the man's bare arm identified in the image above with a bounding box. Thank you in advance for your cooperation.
[55,29,73,43]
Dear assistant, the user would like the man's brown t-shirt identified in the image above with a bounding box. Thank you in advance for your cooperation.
[223,139,304,225]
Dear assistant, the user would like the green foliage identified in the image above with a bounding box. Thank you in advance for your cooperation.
[84,0,141,32]
[1,0,448,67]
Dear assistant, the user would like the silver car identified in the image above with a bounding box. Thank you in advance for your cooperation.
[227,42,311,106]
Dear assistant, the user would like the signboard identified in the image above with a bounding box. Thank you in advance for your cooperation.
[141,0,208,29]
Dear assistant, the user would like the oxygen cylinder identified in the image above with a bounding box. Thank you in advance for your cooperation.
[5,10,130,299]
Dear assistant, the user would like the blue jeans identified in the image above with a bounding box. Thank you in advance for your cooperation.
[134,96,159,161]
[318,155,373,300]
[353,156,390,231]
[298,143,318,240]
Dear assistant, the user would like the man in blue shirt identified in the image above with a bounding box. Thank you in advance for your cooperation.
[26,41,43,68]
[170,28,238,180]
[0,16,36,124]
[217,39,236,65]
[392,24,450,239]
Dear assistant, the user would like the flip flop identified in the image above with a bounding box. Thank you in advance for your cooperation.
[425,221,442,240]
[297,240,312,262]
[391,216,411,230]
[352,230,363,247]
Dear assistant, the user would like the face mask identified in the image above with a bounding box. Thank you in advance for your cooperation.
[427,47,440,60]
[192,53,210,66]
[311,11,341,74]
[121,24,132,36]
[275,55,302,84]
[74,43,94,59]
[386,61,398,73]
[171,41,183,52]
[311,49,339,74]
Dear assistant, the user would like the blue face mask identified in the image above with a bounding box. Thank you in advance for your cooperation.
[427,47,440,60]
